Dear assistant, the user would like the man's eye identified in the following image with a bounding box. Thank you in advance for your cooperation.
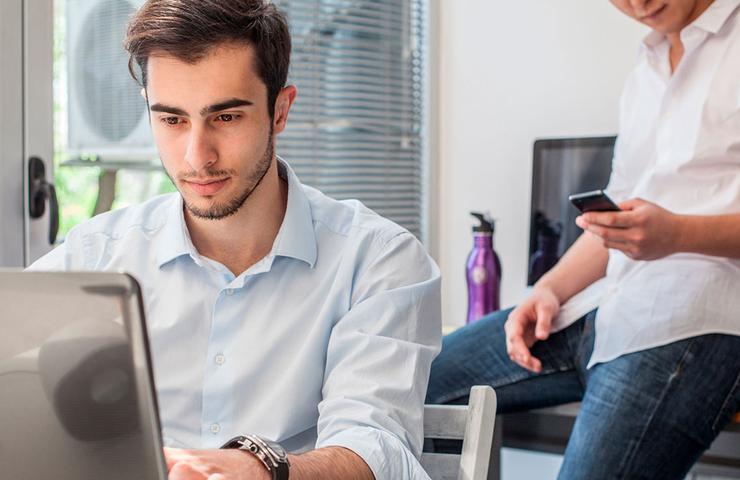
[217,113,237,122]
[162,117,181,125]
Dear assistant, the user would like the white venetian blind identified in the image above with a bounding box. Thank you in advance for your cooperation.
[275,0,426,238]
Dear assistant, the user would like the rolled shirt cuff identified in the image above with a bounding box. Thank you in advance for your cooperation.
[316,426,430,480]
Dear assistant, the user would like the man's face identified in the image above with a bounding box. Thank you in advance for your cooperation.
[146,43,278,220]
[609,0,713,33]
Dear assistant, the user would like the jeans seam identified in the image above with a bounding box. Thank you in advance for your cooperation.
[574,315,594,390]
[616,337,696,479]
[711,370,740,433]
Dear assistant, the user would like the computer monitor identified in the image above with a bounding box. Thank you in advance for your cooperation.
[0,271,167,480]
[527,136,616,285]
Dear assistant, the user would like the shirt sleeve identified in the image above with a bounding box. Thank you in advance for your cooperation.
[604,72,636,204]
[26,226,86,271]
[314,232,442,480]
[604,133,632,204]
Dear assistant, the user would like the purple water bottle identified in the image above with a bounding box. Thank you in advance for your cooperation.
[466,212,502,323]
[528,214,562,285]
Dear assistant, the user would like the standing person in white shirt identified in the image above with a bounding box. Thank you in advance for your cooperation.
[427,0,740,478]
[29,0,442,479]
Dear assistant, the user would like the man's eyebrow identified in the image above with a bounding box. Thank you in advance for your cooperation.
[201,98,254,116]
[150,103,188,116]
[149,98,254,117]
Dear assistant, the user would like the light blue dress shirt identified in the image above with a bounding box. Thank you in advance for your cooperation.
[29,159,442,479]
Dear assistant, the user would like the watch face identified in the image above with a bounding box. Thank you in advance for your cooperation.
[265,439,287,460]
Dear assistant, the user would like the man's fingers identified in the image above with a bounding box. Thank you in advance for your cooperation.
[582,211,635,229]
[164,447,180,471]
[505,307,545,372]
[603,240,640,258]
[164,448,198,473]
[534,302,553,341]
[507,333,543,373]
[618,197,645,211]
[507,335,530,362]
[169,461,200,480]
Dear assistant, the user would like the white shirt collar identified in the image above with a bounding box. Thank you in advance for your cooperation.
[641,0,740,49]
[155,157,317,269]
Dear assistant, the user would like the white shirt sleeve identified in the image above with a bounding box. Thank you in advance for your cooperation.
[26,226,87,271]
[315,232,441,480]
[604,89,633,204]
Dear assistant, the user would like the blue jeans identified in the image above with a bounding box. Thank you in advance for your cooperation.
[426,309,740,480]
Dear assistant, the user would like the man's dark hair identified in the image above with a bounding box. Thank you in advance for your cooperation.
[125,0,291,118]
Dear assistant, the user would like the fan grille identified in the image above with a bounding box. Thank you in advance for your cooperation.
[75,0,143,143]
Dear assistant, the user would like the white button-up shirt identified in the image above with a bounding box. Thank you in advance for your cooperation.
[554,0,740,367]
[30,159,442,480]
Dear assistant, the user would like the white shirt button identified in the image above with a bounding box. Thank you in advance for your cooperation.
[224,289,234,296]
[210,423,221,434]
[215,354,226,365]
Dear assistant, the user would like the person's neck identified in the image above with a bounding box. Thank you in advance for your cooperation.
[184,159,289,277]
[667,32,685,73]
[666,0,715,73]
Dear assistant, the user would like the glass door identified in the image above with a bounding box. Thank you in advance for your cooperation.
[0,0,25,266]
[0,0,55,267]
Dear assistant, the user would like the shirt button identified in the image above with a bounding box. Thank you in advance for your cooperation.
[210,423,221,434]
[214,354,226,365]
[224,289,234,296]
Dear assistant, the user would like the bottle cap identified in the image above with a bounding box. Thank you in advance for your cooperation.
[471,212,495,233]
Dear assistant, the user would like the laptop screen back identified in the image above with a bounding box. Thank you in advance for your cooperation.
[0,271,166,480]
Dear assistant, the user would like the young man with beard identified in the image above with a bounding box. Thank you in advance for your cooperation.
[30,1,441,479]
[427,0,740,478]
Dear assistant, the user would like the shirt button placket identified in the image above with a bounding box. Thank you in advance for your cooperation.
[202,287,235,444]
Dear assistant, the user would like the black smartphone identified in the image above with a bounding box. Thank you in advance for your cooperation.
[568,189,621,213]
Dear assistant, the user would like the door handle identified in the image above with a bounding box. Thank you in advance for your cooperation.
[28,156,59,245]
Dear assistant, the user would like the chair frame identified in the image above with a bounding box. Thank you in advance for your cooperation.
[422,386,498,480]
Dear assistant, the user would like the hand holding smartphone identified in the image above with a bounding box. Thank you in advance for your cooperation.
[568,190,621,213]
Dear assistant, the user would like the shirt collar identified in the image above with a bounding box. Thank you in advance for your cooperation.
[271,157,317,268]
[155,194,199,268]
[155,157,317,269]
[690,0,740,34]
[642,0,740,47]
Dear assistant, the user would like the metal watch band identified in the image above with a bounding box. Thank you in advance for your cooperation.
[221,435,290,480]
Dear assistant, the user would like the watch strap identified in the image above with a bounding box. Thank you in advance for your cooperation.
[221,435,289,480]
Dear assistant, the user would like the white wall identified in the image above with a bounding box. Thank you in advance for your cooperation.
[433,0,648,327]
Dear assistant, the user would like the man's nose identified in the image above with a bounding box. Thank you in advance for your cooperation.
[184,125,217,173]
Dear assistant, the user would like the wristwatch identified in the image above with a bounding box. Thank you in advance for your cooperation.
[221,434,290,480]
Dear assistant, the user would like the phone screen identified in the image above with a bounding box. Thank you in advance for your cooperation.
[569,190,621,213]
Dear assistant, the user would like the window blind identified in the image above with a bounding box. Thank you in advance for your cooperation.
[275,0,427,239]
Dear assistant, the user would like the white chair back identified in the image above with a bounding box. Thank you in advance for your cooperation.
[421,386,497,480]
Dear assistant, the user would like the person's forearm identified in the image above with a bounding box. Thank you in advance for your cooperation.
[289,446,374,480]
[676,213,740,259]
[535,232,609,304]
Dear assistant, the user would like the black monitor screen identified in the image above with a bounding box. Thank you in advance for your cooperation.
[528,136,616,285]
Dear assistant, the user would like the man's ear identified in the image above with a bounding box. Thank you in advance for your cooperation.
[273,85,297,135]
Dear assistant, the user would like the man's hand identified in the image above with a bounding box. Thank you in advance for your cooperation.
[576,198,681,260]
[504,287,560,373]
[164,447,270,480]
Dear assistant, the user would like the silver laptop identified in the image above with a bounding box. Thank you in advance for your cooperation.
[0,271,167,480]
